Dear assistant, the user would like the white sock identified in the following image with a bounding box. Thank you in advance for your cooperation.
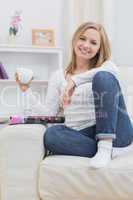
[89,140,113,169]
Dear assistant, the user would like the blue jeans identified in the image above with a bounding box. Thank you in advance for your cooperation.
[44,71,133,157]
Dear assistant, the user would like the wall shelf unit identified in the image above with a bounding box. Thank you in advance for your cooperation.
[0,44,63,82]
[0,44,63,117]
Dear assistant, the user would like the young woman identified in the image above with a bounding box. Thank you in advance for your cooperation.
[16,22,133,168]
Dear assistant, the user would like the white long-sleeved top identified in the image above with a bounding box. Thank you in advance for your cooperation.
[23,60,119,130]
[71,60,119,86]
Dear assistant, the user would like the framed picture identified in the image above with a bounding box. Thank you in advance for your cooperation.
[32,29,55,47]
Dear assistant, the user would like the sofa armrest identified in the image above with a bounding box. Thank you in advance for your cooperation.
[0,124,46,200]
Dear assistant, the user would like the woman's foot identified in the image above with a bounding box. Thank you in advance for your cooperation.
[89,140,112,169]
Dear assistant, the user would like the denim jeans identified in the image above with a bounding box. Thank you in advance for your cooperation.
[44,71,133,157]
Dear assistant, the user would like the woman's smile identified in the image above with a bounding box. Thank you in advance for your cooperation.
[78,46,90,56]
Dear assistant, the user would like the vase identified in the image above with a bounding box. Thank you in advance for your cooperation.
[8,35,17,45]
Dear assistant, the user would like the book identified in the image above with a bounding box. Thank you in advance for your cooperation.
[0,62,9,79]
[10,115,65,125]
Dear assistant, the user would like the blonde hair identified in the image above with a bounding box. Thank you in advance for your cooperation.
[65,22,111,75]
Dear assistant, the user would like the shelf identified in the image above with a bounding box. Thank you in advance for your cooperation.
[0,44,62,116]
[0,44,62,54]
[0,79,48,85]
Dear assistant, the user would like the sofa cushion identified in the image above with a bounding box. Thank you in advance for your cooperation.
[39,150,133,200]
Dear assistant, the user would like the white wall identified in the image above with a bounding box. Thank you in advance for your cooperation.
[112,0,133,67]
[0,0,63,46]
[105,0,133,116]
[0,0,133,67]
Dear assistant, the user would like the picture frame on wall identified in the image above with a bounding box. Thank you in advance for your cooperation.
[32,29,55,47]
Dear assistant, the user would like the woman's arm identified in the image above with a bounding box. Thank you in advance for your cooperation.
[62,61,118,107]
[21,71,61,116]
[71,61,118,86]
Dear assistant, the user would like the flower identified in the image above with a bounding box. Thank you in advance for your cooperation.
[9,11,22,36]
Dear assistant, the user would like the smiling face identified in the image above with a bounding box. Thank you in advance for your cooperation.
[66,22,111,75]
[74,28,101,61]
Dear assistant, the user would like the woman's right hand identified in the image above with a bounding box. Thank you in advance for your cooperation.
[15,73,33,92]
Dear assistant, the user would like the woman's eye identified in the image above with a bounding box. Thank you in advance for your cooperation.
[79,37,86,41]
[91,41,97,45]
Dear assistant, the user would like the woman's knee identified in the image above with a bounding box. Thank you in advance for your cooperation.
[92,71,119,91]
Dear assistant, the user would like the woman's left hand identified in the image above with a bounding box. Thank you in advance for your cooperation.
[62,78,76,107]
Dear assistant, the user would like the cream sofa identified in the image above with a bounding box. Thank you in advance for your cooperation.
[0,67,133,200]
[0,124,133,200]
